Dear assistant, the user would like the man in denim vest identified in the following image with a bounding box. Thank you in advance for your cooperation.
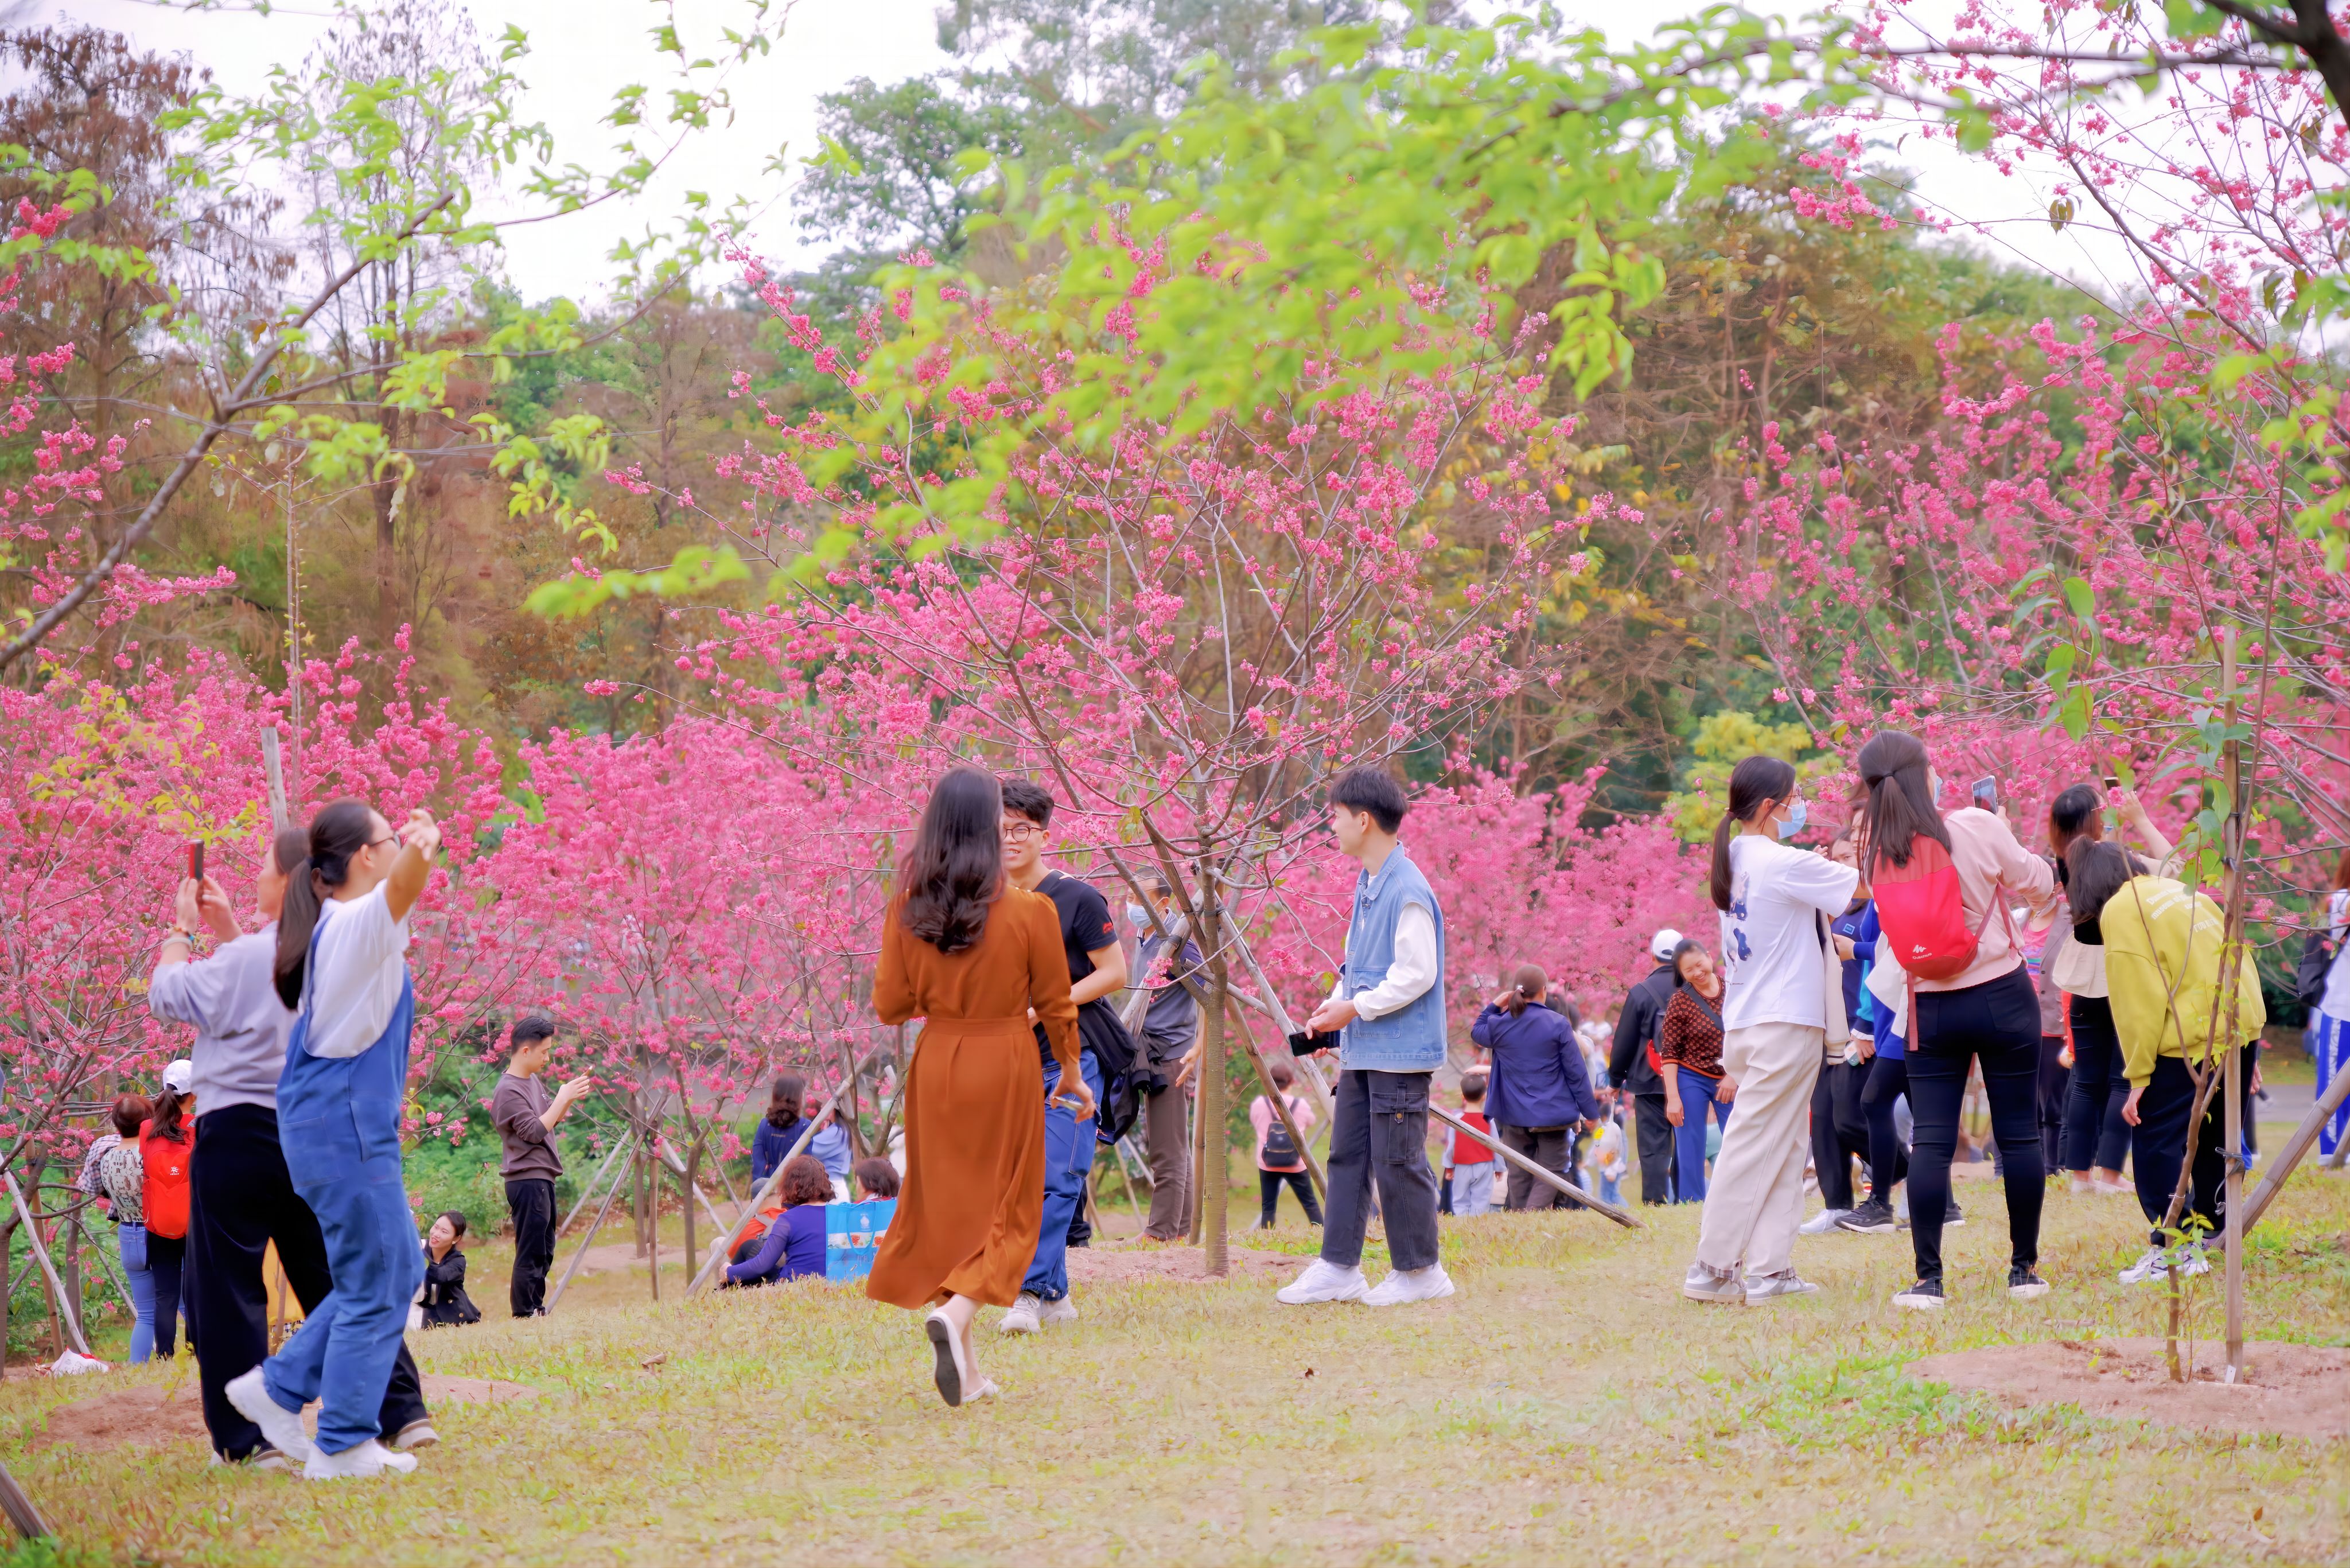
[1277,768,1456,1308]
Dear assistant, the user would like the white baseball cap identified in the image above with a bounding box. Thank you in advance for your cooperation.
[161,1059,194,1095]
[1649,928,1684,962]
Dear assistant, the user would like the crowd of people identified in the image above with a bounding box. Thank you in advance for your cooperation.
[117,725,2341,1438]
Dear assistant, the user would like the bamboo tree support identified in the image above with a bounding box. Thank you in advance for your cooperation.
[1429,1104,1641,1228]
[688,1037,897,1296]
[0,1459,49,1540]
[2240,1065,2350,1231]
[543,1136,634,1317]
[561,1133,636,1235]
[3,1172,88,1357]
[2220,646,2246,1383]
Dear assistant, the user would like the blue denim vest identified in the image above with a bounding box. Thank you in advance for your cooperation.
[1339,846,1447,1072]
[277,924,415,1192]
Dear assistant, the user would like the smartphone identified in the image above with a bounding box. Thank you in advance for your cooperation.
[1970,776,1998,813]
[2102,774,2119,792]
[1287,1029,1341,1056]
[186,841,204,881]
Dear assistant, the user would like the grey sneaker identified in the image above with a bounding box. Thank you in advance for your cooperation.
[1837,1199,1898,1234]
[1744,1270,1822,1302]
[998,1293,1044,1334]
[2116,1246,2167,1286]
[1682,1262,1746,1305]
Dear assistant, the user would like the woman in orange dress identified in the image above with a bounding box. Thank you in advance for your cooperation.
[867,767,1090,1407]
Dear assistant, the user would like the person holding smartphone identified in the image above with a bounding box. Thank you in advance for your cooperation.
[493,1017,590,1318]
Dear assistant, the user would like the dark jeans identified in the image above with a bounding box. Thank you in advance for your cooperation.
[1631,1092,1675,1204]
[2036,1034,2069,1172]
[147,1231,188,1360]
[2062,994,2133,1172]
[1497,1123,1573,1211]
[188,1104,427,1461]
[1259,1168,1322,1226]
[1810,1059,1872,1209]
[1908,966,2046,1281]
[1860,1054,1911,1204]
[2130,1052,2231,1245]
[1322,1069,1441,1273]
[506,1178,557,1317]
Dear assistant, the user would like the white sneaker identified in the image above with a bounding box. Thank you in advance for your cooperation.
[998,1293,1043,1335]
[1276,1259,1369,1305]
[225,1367,314,1463]
[1799,1209,1851,1235]
[1361,1264,1455,1307]
[2118,1243,2208,1285]
[302,1438,416,1480]
[2116,1246,2167,1286]
[1037,1295,1078,1328]
[1681,1263,1746,1305]
[1744,1270,1822,1301]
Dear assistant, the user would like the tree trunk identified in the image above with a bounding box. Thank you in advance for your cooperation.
[1199,897,1231,1277]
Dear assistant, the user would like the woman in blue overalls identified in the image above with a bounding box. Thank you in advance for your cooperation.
[225,797,441,1481]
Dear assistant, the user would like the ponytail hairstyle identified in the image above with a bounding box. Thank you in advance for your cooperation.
[149,1084,190,1145]
[1709,756,1799,912]
[1501,963,1547,1015]
[2048,783,2103,859]
[765,1072,807,1130]
[273,799,378,1009]
[1856,731,1950,881]
[897,766,1004,954]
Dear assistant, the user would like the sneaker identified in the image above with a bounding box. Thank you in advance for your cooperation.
[998,1293,1043,1336]
[2007,1266,2051,1301]
[924,1310,970,1407]
[302,1439,417,1481]
[1837,1199,1898,1235]
[2116,1245,2168,1286]
[1363,1264,1456,1306]
[1946,1200,1966,1227]
[2176,1242,2212,1277]
[390,1421,438,1452]
[1277,1259,1369,1305]
[1744,1270,1822,1301]
[250,1448,297,1474]
[1799,1208,1851,1235]
[1681,1262,1747,1305]
[1037,1295,1078,1328]
[225,1367,314,1464]
[1893,1278,1946,1311]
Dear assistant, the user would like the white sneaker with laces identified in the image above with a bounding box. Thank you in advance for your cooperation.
[1276,1259,1369,1305]
[1037,1295,1078,1327]
[1799,1209,1851,1235]
[998,1293,1044,1335]
[1744,1270,1822,1301]
[225,1367,314,1463]
[1681,1262,1746,1305]
[1361,1264,1455,1307]
[302,1439,417,1481]
[2116,1246,2168,1285]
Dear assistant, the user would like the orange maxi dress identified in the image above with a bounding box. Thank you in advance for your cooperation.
[866,886,1081,1310]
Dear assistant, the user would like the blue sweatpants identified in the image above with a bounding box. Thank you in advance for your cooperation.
[261,1152,423,1454]
[2314,1012,2350,1158]
[1023,1052,1104,1302]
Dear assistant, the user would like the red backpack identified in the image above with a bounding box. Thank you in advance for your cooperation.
[1870,835,1998,982]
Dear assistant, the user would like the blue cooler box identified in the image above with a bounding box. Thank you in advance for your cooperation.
[824,1198,896,1281]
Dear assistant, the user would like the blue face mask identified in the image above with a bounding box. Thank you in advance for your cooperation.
[1127,904,1152,929]
[1775,799,1808,841]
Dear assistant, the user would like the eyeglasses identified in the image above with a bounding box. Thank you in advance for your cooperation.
[365,835,398,850]
[1000,822,1042,842]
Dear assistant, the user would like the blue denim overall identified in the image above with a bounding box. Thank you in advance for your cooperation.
[258,928,422,1454]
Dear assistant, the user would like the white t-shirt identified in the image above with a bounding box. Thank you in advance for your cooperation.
[1718,835,1861,1033]
[301,884,413,1059]
[2322,889,2350,1022]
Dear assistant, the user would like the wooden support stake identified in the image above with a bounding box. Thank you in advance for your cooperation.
[1428,1104,1640,1229]
[2239,1061,2350,1231]
[0,1460,49,1540]
[3,1172,88,1355]
[561,1134,635,1236]
[260,726,291,834]
[543,1137,633,1317]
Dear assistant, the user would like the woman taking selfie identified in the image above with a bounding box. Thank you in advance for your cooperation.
[865,768,1087,1408]
[225,798,441,1481]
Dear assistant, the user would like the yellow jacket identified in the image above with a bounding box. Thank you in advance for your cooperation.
[2102,876,2266,1087]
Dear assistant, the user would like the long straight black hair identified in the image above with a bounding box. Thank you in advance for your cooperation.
[897,767,1004,954]
[1857,730,1951,878]
[274,799,379,1008]
[1709,756,1797,911]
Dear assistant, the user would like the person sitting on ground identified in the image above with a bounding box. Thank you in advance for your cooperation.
[853,1157,901,1202]
[417,1212,481,1328]
[723,1155,834,1288]
[751,1073,853,1193]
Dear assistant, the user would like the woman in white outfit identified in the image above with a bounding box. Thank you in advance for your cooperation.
[1683,756,1859,1305]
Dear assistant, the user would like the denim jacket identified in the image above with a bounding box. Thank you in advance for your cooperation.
[1339,848,1448,1073]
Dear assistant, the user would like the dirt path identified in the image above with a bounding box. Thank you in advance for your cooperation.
[36,1375,538,1454]
[1907,1336,2348,1438]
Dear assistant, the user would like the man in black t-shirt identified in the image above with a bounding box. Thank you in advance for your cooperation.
[998,779,1127,1337]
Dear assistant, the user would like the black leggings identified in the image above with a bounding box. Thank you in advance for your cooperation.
[1859,1053,1910,1204]
[146,1231,188,1360]
[2061,993,2132,1172]
[1909,966,2046,1281]
[1259,1168,1322,1226]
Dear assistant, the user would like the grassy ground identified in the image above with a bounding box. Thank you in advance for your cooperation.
[6,1131,2347,1568]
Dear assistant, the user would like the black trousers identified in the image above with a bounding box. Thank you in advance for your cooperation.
[506,1178,557,1318]
[1496,1124,1572,1211]
[2130,1051,2232,1246]
[1809,1060,1873,1209]
[1321,1070,1441,1273]
[147,1231,189,1360]
[2063,994,2132,1173]
[1631,1092,1675,1204]
[1258,1168,1322,1225]
[1908,967,2046,1281]
[1859,1053,1912,1203]
[189,1104,427,1461]
[2036,1034,2069,1172]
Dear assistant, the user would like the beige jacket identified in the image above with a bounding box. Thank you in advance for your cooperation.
[1913,807,2058,993]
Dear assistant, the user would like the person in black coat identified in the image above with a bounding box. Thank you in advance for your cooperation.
[1608,931,1685,1205]
[417,1211,481,1328]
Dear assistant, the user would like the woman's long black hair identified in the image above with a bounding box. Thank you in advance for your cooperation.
[1857,730,1951,880]
[2048,783,2102,859]
[897,767,1004,954]
[1709,756,1797,912]
[274,799,378,1009]
[765,1072,807,1130]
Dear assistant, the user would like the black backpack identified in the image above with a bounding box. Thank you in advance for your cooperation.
[2295,927,2343,1011]
[1260,1099,1301,1167]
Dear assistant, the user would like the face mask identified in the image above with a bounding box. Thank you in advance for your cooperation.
[1775,798,1807,841]
[1126,904,1151,929]
[1927,769,1943,804]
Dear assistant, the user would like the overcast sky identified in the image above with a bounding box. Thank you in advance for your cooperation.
[69,0,2131,307]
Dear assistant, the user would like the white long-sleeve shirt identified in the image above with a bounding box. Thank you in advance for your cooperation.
[1323,903,1438,1021]
[149,925,293,1115]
